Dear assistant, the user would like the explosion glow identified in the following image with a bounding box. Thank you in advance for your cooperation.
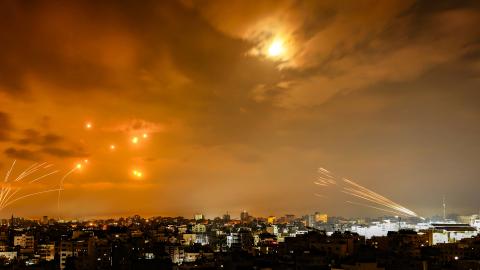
[268,39,285,57]
[131,137,139,144]
[132,170,143,178]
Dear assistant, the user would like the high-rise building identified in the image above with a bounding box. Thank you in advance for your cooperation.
[223,212,231,222]
[192,224,206,233]
[37,244,55,261]
[240,210,249,222]
[13,234,34,249]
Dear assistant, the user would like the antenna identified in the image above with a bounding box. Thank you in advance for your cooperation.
[442,195,446,221]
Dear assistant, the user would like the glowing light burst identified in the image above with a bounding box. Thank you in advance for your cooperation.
[132,170,143,178]
[267,39,285,57]
[142,133,148,139]
[110,144,116,150]
[131,137,139,144]
[314,167,423,219]
[85,122,93,129]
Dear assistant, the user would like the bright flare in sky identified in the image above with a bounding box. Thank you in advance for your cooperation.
[76,163,83,169]
[267,39,285,57]
[132,170,143,178]
[143,133,148,138]
[131,137,139,144]
[85,122,92,129]
[110,144,116,150]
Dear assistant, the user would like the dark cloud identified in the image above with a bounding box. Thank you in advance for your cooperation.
[0,112,13,141]
[4,147,41,161]
[17,129,63,146]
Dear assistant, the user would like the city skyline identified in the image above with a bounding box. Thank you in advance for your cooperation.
[1,0,480,218]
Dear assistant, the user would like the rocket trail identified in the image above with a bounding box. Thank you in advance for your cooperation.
[29,170,59,184]
[0,161,61,211]
[1,188,63,210]
[345,201,407,216]
[314,167,422,218]
[4,160,16,182]
[57,167,79,212]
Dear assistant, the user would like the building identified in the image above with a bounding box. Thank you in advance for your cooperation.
[13,234,34,249]
[0,252,17,260]
[240,210,249,222]
[59,239,89,270]
[37,244,55,261]
[165,245,184,264]
[192,224,206,233]
[194,214,204,221]
[428,223,478,245]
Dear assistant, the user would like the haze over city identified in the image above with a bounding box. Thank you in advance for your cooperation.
[1,0,480,219]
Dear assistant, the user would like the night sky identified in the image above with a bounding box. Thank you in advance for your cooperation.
[1,0,479,219]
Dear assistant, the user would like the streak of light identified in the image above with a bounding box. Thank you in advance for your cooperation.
[28,170,59,184]
[2,188,63,210]
[315,167,422,218]
[345,201,407,217]
[313,181,328,186]
[4,160,16,182]
[342,178,419,217]
[57,166,81,212]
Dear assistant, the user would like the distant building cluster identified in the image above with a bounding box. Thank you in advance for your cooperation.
[0,212,478,269]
